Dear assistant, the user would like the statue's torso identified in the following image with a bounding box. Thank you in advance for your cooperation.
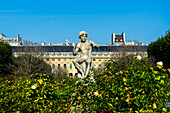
[79,40,92,57]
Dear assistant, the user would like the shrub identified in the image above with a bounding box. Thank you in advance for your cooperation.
[147,30,170,68]
[0,57,169,112]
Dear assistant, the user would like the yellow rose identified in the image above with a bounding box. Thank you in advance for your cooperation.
[38,79,43,84]
[123,78,126,82]
[77,96,81,100]
[153,103,157,109]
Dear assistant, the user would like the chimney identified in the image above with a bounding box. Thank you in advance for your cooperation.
[122,32,125,42]
[140,42,143,45]
[41,41,45,46]
[112,32,115,44]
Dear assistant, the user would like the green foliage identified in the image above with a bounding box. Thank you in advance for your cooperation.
[148,30,170,68]
[0,41,12,74]
[0,57,169,112]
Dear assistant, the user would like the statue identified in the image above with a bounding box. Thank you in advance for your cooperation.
[72,31,99,78]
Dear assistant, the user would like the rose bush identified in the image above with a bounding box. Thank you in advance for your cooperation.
[0,57,169,112]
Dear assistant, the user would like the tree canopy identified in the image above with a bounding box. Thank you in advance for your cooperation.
[0,41,12,74]
[147,30,170,68]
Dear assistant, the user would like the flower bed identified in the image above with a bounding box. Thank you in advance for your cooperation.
[0,57,169,112]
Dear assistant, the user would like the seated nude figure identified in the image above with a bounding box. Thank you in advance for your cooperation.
[72,31,99,78]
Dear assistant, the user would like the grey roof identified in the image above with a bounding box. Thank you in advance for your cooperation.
[11,45,148,52]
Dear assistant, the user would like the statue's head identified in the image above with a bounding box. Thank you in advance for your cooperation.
[79,31,88,38]
[79,31,88,42]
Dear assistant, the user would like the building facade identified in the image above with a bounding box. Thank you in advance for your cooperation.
[2,32,148,75]
[11,45,148,75]
[0,34,22,46]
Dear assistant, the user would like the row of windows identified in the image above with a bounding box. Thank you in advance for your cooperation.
[47,58,72,61]
[52,64,72,69]
[47,58,108,62]
[52,64,103,69]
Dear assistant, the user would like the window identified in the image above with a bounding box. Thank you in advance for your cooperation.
[51,52,55,55]
[70,58,72,61]
[46,58,49,61]
[58,64,60,69]
[93,59,95,61]
[64,64,66,69]
[92,52,96,55]
[63,52,67,55]
[99,64,101,68]
[98,52,102,55]
[57,52,61,55]
[69,52,73,55]
[58,59,60,61]
[64,59,66,61]
[52,64,55,69]
[52,59,55,61]
[70,64,72,69]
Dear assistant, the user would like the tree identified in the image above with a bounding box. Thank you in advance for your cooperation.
[0,41,12,75]
[6,54,52,76]
[6,40,52,76]
[147,30,170,68]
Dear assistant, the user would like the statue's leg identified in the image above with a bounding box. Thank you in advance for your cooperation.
[73,58,85,78]
[85,58,92,77]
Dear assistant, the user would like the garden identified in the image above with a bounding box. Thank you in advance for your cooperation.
[0,56,170,113]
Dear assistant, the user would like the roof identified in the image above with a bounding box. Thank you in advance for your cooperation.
[11,45,148,52]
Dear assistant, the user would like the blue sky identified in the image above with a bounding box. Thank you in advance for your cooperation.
[0,0,170,45]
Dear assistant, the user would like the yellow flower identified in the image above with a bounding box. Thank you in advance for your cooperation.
[77,96,81,100]
[154,71,158,74]
[98,94,102,97]
[124,82,126,85]
[135,111,139,113]
[50,102,53,106]
[155,89,157,91]
[129,108,132,111]
[70,107,72,110]
[60,92,63,95]
[120,71,123,74]
[157,65,162,69]
[123,78,126,82]
[150,67,153,70]
[18,102,20,104]
[116,97,118,100]
[153,103,157,109]
[168,69,170,73]
[127,94,130,97]
[88,73,93,77]
[38,79,43,84]
[15,111,20,113]
[125,98,129,102]
[163,69,166,71]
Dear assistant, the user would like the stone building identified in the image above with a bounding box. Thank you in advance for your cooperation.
[4,32,148,76]
[0,34,22,46]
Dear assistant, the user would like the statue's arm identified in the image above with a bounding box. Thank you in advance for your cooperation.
[91,41,99,48]
[73,43,80,56]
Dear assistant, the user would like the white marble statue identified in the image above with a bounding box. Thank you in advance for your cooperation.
[72,31,99,78]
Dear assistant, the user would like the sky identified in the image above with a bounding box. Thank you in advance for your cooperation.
[0,0,170,45]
